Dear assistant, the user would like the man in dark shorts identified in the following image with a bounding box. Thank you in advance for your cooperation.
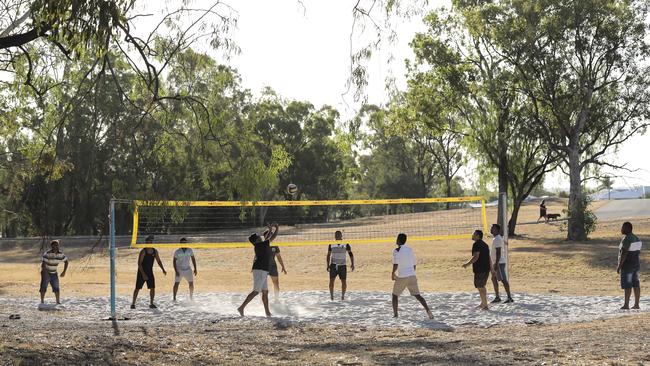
[268,245,287,299]
[131,235,167,309]
[617,221,642,309]
[462,230,494,310]
[327,230,355,300]
[237,223,278,317]
[40,240,69,304]
[489,224,513,303]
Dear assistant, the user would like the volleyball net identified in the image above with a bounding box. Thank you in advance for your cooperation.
[129,196,488,248]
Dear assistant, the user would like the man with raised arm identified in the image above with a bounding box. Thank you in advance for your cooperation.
[327,230,355,301]
[462,230,494,310]
[237,223,279,317]
[617,221,642,310]
[391,233,434,319]
[173,237,198,301]
[131,235,167,309]
[40,240,68,304]
[489,224,513,304]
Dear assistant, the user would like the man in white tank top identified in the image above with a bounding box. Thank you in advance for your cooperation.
[327,230,355,300]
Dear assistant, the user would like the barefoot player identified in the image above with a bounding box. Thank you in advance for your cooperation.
[617,221,642,310]
[131,235,167,309]
[327,230,355,300]
[489,224,513,303]
[391,233,433,319]
[173,237,197,301]
[462,230,494,310]
[40,240,68,304]
[237,223,278,317]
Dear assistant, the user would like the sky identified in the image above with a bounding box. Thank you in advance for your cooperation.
[143,0,650,191]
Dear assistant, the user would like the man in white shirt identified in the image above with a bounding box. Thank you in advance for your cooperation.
[490,224,513,303]
[391,233,433,319]
[173,238,197,301]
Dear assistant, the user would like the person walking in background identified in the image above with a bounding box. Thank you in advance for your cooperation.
[537,200,547,223]
[173,237,197,302]
[617,221,642,309]
[40,240,68,304]
[489,224,513,303]
[327,230,355,301]
[463,230,495,310]
[391,233,433,319]
[131,235,167,309]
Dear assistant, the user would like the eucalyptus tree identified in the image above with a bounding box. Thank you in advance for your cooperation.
[483,0,650,240]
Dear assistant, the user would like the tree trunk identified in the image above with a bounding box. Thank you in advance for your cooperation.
[567,148,586,240]
[508,195,524,236]
[445,176,452,210]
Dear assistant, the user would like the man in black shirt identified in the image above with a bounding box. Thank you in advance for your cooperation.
[462,230,494,310]
[237,223,278,317]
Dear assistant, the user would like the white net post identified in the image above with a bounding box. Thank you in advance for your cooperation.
[499,192,508,277]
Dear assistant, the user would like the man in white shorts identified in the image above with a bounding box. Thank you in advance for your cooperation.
[237,223,278,317]
[173,238,198,301]
[391,233,433,319]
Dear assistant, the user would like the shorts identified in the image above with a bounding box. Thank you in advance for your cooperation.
[329,264,347,280]
[620,270,640,289]
[492,263,508,282]
[175,269,194,283]
[268,264,279,277]
[392,275,420,296]
[252,269,269,292]
[135,271,155,290]
[40,271,60,293]
[474,272,489,288]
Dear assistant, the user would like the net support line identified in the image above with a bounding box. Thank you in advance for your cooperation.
[109,198,117,320]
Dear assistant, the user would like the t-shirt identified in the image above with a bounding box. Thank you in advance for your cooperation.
[252,240,271,271]
[42,250,67,274]
[328,243,351,266]
[392,244,416,278]
[174,248,194,271]
[269,246,280,268]
[619,233,642,271]
[471,240,491,274]
[490,235,507,265]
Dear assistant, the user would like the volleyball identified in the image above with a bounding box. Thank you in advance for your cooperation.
[287,183,298,195]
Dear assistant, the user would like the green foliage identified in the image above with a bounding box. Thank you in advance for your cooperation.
[562,193,598,238]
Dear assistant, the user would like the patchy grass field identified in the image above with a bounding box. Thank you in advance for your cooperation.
[0,199,648,365]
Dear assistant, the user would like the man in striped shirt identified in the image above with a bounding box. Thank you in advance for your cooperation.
[40,240,68,304]
[617,221,642,310]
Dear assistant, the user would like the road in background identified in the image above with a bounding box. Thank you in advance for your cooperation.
[595,199,650,221]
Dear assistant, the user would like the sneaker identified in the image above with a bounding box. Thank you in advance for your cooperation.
[490,297,502,304]
[504,298,514,304]
[130,304,135,309]
[149,304,157,309]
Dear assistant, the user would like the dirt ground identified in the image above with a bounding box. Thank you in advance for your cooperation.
[1,199,649,365]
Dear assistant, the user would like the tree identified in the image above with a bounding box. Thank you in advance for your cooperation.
[486,0,650,240]
[599,176,614,200]
[408,6,560,235]
[352,105,442,200]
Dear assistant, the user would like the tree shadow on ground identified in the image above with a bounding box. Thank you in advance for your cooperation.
[510,232,647,274]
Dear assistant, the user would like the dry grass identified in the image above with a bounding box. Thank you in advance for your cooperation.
[0,199,647,298]
[1,199,650,365]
